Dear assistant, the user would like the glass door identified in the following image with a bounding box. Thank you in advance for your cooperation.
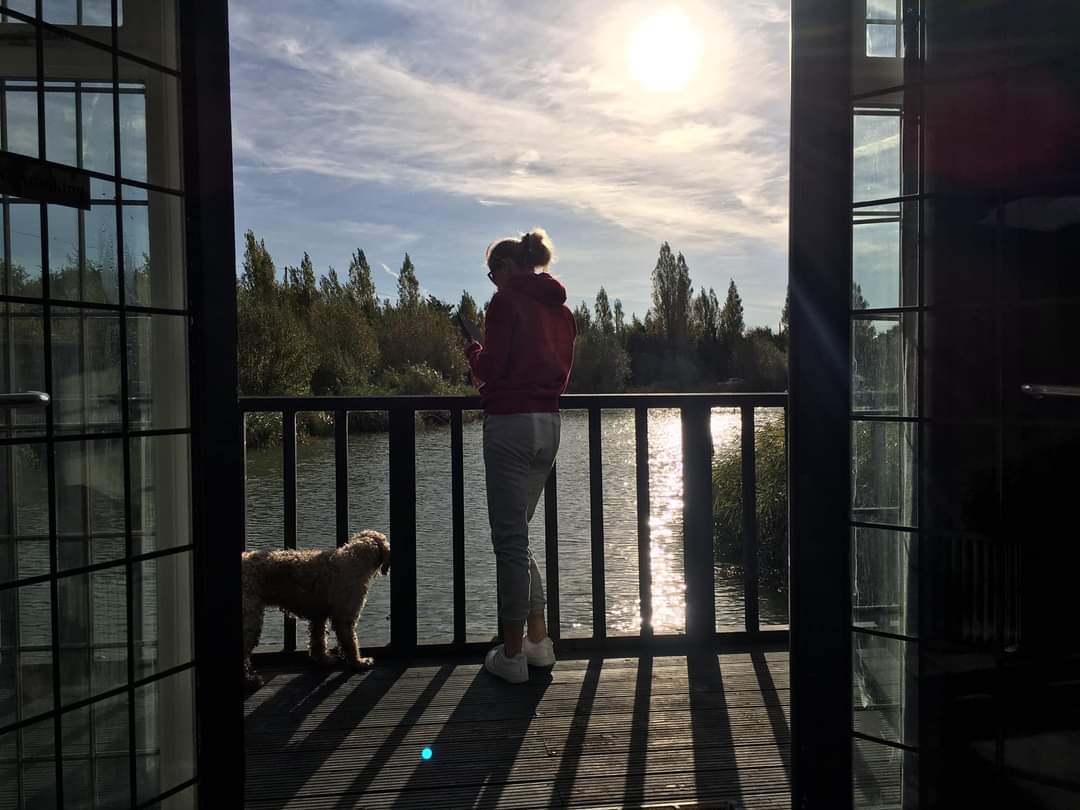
[0,2,196,807]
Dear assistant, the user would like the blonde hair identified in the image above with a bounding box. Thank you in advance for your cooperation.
[485,228,555,273]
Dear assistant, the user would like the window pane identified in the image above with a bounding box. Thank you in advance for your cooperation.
[44,90,77,166]
[852,420,916,527]
[118,0,178,70]
[51,307,122,434]
[866,0,896,20]
[130,435,192,557]
[853,632,918,747]
[127,313,189,430]
[867,24,898,58]
[61,694,131,809]
[55,438,126,570]
[81,88,116,175]
[854,113,901,203]
[44,28,113,95]
[852,315,916,415]
[0,718,58,808]
[118,90,147,183]
[124,188,185,309]
[58,566,128,704]
[119,59,181,190]
[47,203,80,299]
[853,221,899,309]
[8,203,43,294]
[854,736,917,809]
[85,202,120,303]
[135,667,195,804]
[42,0,75,25]
[0,305,47,437]
[81,0,113,26]
[5,90,39,158]
[853,527,917,637]
[0,443,50,584]
[2,0,37,18]
[134,552,193,680]
[0,582,54,726]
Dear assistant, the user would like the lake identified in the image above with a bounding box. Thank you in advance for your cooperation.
[244,407,789,651]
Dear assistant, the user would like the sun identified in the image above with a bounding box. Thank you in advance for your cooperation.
[626,7,705,93]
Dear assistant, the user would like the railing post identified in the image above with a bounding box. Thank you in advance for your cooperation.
[388,408,417,655]
[741,406,760,633]
[682,404,715,641]
[635,407,653,638]
[451,408,466,646]
[588,407,607,641]
[282,410,297,653]
[335,410,349,547]
[544,463,561,642]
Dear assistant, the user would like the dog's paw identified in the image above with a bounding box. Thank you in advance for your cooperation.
[347,657,374,672]
[310,653,338,669]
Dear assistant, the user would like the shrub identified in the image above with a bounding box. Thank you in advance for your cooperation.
[712,415,787,582]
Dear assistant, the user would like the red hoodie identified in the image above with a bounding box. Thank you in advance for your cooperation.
[466,272,577,414]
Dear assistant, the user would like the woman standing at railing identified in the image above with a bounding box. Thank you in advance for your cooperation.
[466,228,577,683]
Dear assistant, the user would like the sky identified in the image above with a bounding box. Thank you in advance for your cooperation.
[228,0,790,328]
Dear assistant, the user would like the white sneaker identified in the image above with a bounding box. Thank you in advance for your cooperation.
[522,635,556,667]
[484,644,528,684]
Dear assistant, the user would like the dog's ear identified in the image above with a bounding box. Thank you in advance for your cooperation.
[379,533,391,576]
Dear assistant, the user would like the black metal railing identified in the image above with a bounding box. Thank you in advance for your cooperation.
[240,392,788,659]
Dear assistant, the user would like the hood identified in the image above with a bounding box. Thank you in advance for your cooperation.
[505,271,567,306]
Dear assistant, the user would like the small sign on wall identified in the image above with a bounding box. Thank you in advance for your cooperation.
[0,150,92,210]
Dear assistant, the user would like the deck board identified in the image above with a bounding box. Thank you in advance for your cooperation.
[245,648,792,809]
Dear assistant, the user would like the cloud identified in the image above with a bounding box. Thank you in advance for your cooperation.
[229,0,790,253]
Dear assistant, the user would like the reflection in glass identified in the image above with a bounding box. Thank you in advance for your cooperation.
[853,221,900,309]
[54,438,125,569]
[130,435,192,557]
[86,203,120,303]
[854,112,901,203]
[4,89,39,158]
[866,0,896,20]
[61,695,131,809]
[9,203,43,293]
[852,420,915,528]
[51,308,122,434]
[127,314,190,430]
[866,24,897,58]
[853,633,917,747]
[854,736,917,809]
[0,305,46,436]
[47,204,80,297]
[0,583,54,726]
[134,553,193,680]
[58,567,128,704]
[119,91,148,183]
[124,189,185,309]
[81,88,116,174]
[135,668,195,805]
[1,443,50,583]
[852,527,917,637]
[44,90,77,166]
[852,315,915,415]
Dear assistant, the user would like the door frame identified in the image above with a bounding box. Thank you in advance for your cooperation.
[788,0,854,806]
[180,0,245,805]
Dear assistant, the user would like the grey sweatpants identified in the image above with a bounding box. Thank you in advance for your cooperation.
[483,412,561,624]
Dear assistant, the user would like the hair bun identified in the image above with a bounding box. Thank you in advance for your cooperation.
[517,228,554,269]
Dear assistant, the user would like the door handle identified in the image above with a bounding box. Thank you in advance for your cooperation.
[1021,384,1080,399]
[0,390,51,407]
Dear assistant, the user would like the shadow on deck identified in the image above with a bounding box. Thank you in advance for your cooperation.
[243,644,791,809]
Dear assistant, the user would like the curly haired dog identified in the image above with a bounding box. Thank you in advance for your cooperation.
[242,530,391,688]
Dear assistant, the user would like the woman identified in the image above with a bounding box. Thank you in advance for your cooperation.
[466,228,577,683]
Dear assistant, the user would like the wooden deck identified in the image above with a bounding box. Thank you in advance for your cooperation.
[244,646,791,809]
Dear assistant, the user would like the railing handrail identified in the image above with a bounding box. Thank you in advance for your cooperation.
[242,391,790,658]
[239,391,788,412]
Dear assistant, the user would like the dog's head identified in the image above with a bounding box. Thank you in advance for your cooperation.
[376,532,391,576]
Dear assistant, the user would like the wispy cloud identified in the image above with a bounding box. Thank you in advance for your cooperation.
[229,0,789,251]
[229,0,791,323]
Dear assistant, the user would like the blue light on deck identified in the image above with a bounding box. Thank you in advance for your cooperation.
[421,747,433,761]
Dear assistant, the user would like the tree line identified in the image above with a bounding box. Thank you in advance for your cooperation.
[237,231,791,398]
